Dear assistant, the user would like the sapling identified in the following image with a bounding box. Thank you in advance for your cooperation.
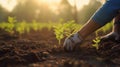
[5,16,16,34]
[53,21,81,45]
[92,37,101,50]
[53,23,64,45]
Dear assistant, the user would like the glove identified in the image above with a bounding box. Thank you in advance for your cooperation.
[63,33,83,51]
[101,32,120,42]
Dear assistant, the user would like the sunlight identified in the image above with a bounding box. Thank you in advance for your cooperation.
[0,0,90,12]
[0,0,17,12]
[36,0,90,10]
[68,0,90,10]
[35,0,90,14]
[97,0,106,4]
[36,0,90,9]
[40,0,61,4]
[35,0,61,14]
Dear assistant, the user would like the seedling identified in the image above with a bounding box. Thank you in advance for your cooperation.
[53,21,81,45]
[92,37,101,50]
[5,16,16,34]
[53,23,64,45]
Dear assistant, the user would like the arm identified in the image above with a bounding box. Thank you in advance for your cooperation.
[63,0,120,51]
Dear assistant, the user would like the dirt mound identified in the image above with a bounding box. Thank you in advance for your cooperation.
[0,40,50,67]
[98,40,120,58]
[97,40,120,64]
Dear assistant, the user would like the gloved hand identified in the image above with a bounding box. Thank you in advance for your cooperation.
[101,32,120,42]
[63,33,83,51]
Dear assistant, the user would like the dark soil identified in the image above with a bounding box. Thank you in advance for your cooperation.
[0,29,120,67]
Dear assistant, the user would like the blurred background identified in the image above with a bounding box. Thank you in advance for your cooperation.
[0,0,103,24]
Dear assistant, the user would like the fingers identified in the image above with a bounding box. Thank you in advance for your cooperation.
[63,33,82,52]
[63,38,74,51]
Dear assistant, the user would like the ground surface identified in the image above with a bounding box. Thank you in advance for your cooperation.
[0,28,120,67]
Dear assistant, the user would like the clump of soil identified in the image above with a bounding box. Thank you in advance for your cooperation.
[98,40,120,58]
[97,40,120,64]
[0,39,50,67]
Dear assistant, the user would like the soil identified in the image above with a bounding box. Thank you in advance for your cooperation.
[0,28,120,67]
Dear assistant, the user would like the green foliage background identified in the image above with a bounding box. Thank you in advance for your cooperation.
[0,17,113,45]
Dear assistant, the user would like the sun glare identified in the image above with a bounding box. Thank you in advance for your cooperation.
[35,0,90,14]
[0,0,17,12]
[0,0,90,12]
[68,0,90,10]
[36,0,90,9]
[36,0,90,11]
[40,0,61,4]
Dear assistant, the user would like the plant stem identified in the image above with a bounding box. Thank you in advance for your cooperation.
[58,40,61,45]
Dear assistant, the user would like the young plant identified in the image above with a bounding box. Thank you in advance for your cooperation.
[15,21,26,34]
[96,22,113,34]
[93,22,113,50]
[53,20,81,45]
[53,23,64,45]
[92,37,101,50]
[4,16,16,34]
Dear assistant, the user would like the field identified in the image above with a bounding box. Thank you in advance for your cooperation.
[0,17,120,67]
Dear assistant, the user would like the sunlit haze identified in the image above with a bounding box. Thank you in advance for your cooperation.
[36,0,90,11]
[0,0,91,12]
[68,0,90,10]
[0,0,17,12]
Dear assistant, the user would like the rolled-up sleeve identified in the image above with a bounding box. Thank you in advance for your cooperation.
[91,0,120,26]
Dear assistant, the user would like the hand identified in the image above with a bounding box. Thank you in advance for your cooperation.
[63,33,82,51]
[101,32,120,42]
